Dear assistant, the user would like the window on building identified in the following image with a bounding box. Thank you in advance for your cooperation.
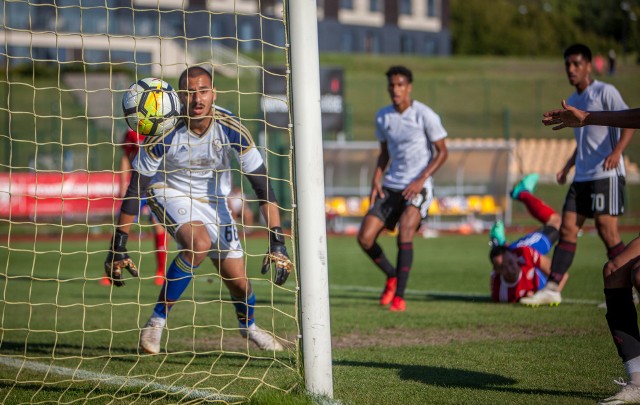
[81,2,108,34]
[370,0,382,12]
[427,0,436,17]
[133,10,157,37]
[399,0,412,15]
[400,34,414,54]
[5,1,30,29]
[240,22,254,52]
[424,37,436,55]
[341,0,354,10]
[341,31,355,52]
[365,31,380,53]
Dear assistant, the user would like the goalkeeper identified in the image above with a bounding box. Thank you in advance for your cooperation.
[105,66,291,353]
[489,174,568,303]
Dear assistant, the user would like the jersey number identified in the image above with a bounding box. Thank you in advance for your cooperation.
[225,225,238,242]
[591,193,605,211]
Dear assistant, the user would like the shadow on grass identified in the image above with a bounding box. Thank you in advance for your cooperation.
[335,359,602,400]
[330,289,491,304]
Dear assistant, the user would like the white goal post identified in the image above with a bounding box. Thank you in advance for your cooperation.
[288,0,334,398]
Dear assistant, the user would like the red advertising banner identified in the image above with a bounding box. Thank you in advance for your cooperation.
[0,172,121,220]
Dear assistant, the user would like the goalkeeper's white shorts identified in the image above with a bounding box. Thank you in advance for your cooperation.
[146,186,243,259]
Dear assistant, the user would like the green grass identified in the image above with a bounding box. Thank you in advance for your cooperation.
[0,230,637,404]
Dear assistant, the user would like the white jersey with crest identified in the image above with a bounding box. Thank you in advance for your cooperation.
[566,80,628,181]
[133,105,263,201]
[375,100,447,190]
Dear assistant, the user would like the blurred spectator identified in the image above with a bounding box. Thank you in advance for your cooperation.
[608,48,617,76]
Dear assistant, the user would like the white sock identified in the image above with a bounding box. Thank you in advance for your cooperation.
[150,314,166,327]
[625,356,640,385]
[545,281,559,292]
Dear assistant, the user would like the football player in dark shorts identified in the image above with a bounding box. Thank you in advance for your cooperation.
[521,43,634,307]
[357,65,448,312]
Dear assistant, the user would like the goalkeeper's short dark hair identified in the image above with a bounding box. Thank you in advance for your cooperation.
[179,66,213,90]
[386,65,413,83]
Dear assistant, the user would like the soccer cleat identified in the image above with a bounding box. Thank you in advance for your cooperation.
[380,277,398,306]
[389,296,406,312]
[240,324,284,351]
[519,287,562,307]
[598,380,640,404]
[510,173,540,199]
[489,221,506,247]
[139,318,164,354]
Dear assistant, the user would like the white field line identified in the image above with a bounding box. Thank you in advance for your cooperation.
[0,356,244,403]
[0,356,344,405]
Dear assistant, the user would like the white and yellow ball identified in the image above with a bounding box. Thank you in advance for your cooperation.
[122,78,180,136]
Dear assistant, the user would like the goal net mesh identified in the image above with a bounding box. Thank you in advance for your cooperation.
[0,1,301,403]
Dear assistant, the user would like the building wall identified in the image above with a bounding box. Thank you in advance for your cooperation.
[0,0,451,69]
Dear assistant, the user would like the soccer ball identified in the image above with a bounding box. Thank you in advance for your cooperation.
[122,78,181,136]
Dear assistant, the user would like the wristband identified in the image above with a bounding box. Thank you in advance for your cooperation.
[112,229,129,252]
[269,226,285,245]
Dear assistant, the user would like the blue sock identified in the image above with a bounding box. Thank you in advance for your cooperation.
[232,291,256,328]
[153,255,196,319]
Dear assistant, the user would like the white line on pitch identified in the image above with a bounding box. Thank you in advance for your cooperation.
[0,356,243,402]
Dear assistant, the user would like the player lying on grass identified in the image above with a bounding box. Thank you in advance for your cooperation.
[489,174,568,303]
[543,101,640,404]
[104,66,291,354]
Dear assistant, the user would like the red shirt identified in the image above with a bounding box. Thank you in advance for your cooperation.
[490,246,543,303]
[122,128,145,163]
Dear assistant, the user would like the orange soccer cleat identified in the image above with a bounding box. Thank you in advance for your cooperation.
[380,277,397,306]
[389,296,406,312]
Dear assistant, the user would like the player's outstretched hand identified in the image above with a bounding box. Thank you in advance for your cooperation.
[104,230,138,287]
[542,100,588,130]
[261,226,292,286]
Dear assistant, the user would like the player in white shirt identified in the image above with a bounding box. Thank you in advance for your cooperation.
[104,67,291,353]
[357,66,448,312]
[521,44,634,309]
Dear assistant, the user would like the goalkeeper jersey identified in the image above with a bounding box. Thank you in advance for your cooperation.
[566,80,628,181]
[375,100,447,190]
[133,106,263,201]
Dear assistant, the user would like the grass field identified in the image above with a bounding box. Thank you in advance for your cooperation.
[1,229,638,404]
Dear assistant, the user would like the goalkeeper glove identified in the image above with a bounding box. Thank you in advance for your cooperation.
[104,229,138,287]
[261,226,292,286]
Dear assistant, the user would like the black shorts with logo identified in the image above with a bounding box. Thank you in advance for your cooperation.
[563,176,625,218]
[368,186,433,230]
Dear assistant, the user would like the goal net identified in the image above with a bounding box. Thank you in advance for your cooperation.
[0,1,307,402]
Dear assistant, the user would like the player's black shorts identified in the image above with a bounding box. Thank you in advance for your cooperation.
[563,176,625,218]
[368,186,433,230]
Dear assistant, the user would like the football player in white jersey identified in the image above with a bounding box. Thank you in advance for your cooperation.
[357,65,448,312]
[521,44,635,308]
[543,102,640,404]
[104,67,291,353]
